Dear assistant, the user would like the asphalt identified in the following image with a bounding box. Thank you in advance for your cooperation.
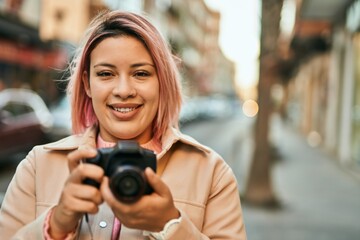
[242,116,360,240]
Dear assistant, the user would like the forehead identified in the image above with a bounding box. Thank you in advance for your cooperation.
[90,36,153,65]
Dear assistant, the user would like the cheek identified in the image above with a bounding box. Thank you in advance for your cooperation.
[89,81,108,100]
[149,89,160,108]
[139,81,159,104]
[87,92,106,112]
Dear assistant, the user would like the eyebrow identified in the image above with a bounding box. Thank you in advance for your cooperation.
[93,62,155,69]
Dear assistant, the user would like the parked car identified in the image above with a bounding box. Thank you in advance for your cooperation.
[179,95,237,125]
[48,95,72,141]
[0,88,53,158]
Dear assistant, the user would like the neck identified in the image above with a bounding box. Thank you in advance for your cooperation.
[96,135,162,154]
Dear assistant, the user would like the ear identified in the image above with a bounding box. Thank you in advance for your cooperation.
[82,71,91,98]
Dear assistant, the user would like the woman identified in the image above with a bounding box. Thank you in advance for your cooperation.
[0,10,247,239]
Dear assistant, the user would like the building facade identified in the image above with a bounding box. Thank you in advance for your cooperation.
[144,0,236,98]
[0,0,69,103]
[283,0,360,174]
[39,0,236,101]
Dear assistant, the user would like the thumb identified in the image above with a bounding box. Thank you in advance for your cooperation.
[145,167,170,197]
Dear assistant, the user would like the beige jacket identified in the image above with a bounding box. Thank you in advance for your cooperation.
[0,127,247,239]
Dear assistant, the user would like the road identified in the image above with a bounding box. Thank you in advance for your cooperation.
[181,112,254,192]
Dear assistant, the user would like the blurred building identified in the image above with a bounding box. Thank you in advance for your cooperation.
[158,0,236,97]
[40,0,107,44]
[0,0,69,103]
[0,0,109,103]
[0,0,235,103]
[282,0,360,173]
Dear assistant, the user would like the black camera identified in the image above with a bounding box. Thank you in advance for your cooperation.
[84,140,157,203]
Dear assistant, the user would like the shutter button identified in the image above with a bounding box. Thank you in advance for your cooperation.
[99,221,107,228]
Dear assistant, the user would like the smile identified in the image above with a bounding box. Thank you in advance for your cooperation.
[112,107,136,113]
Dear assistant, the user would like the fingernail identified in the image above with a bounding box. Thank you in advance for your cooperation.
[87,148,97,155]
[146,167,154,175]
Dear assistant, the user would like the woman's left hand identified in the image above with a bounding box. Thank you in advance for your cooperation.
[100,167,180,232]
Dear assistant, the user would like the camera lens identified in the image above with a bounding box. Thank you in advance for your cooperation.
[110,165,146,203]
[119,175,140,196]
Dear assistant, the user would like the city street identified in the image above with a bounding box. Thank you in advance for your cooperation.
[1,113,360,239]
[182,114,360,240]
[0,0,360,239]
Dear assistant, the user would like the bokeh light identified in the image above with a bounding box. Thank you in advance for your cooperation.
[242,99,259,117]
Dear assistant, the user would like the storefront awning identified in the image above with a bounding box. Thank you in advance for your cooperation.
[0,38,68,70]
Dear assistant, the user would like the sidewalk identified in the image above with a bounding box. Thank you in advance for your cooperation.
[242,116,360,240]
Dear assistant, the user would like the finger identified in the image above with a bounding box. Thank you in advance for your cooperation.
[67,183,103,205]
[145,167,171,197]
[100,177,117,205]
[100,177,141,223]
[67,147,98,171]
[60,182,102,215]
[68,163,104,185]
[60,193,100,214]
[100,177,133,207]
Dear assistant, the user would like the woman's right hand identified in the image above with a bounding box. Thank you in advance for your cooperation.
[49,146,104,239]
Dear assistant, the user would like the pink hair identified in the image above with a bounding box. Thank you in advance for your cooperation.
[67,11,182,143]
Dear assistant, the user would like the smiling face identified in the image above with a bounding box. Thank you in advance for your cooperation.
[83,36,159,144]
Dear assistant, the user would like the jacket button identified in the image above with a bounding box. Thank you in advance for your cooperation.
[99,221,107,228]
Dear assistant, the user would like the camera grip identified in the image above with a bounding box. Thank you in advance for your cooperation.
[83,153,103,188]
[83,178,101,189]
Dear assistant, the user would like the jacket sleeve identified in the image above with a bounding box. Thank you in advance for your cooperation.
[0,149,53,240]
[167,158,247,240]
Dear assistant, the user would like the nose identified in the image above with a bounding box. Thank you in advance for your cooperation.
[112,75,136,99]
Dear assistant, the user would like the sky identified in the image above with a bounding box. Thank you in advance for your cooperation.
[204,0,261,89]
[204,0,296,91]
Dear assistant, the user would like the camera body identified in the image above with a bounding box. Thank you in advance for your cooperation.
[84,140,157,203]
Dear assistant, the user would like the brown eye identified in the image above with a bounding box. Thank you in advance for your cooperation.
[96,71,112,77]
[134,71,150,78]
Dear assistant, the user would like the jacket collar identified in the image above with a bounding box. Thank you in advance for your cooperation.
[158,126,210,158]
[43,126,211,157]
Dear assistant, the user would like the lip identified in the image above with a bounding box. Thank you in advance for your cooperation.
[108,103,142,120]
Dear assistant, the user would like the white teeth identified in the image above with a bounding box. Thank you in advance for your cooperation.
[113,107,136,113]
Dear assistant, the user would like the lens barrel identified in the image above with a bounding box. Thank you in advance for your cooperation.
[110,165,146,203]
